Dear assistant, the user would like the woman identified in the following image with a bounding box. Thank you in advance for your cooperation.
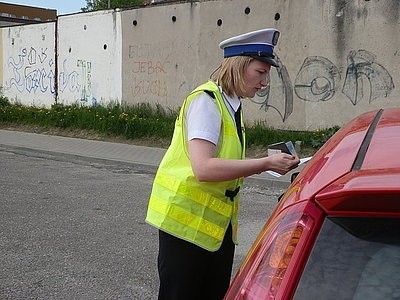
[146,28,299,300]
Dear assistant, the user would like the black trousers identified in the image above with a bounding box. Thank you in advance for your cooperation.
[157,224,235,300]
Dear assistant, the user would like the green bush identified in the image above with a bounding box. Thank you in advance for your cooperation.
[0,97,10,107]
[310,126,340,148]
[0,97,339,151]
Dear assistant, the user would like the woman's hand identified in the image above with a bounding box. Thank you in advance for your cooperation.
[188,138,300,182]
[264,153,300,175]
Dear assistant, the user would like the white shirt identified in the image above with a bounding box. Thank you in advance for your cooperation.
[186,88,241,145]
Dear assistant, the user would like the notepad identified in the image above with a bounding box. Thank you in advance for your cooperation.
[267,141,297,156]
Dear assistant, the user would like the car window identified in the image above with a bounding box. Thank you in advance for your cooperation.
[294,217,400,300]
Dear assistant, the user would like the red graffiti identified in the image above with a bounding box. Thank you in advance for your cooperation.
[132,59,170,75]
[132,79,167,97]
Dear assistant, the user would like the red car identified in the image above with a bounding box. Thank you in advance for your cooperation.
[225,108,400,300]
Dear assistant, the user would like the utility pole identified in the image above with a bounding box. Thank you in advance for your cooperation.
[108,0,111,8]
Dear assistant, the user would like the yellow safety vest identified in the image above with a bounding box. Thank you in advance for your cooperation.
[145,81,245,251]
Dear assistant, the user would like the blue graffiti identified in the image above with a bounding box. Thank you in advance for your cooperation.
[6,47,55,95]
[6,47,88,100]
[7,51,26,93]
[58,59,81,93]
[24,67,48,93]
[58,59,93,102]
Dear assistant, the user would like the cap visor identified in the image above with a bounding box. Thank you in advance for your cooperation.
[250,55,279,67]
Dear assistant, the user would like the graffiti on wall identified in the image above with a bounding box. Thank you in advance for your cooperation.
[129,45,170,98]
[6,47,93,103]
[252,57,294,122]
[6,47,56,94]
[294,56,341,103]
[253,49,395,122]
[58,59,93,102]
[77,59,92,102]
[343,50,394,105]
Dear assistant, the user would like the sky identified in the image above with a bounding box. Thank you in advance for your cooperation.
[4,0,88,15]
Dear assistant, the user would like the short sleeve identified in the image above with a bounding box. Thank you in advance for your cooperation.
[186,93,221,145]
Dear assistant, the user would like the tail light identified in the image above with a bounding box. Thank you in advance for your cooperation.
[225,202,323,300]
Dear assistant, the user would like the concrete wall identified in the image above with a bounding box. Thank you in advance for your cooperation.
[276,0,398,130]
[121,2,201,107]
[0,30,3,88]
[2,22,56,107]
[120,0,399,130]
[1,0,399,130]
[57,10,122,106]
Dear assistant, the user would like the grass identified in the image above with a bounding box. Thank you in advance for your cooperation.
[0,96,339,157]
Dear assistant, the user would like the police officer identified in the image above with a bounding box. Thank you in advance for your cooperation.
[146,28,299,300]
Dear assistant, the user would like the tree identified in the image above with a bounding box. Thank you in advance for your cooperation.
[81,0,147,12]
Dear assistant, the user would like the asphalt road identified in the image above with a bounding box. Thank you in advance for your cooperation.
[0,145,285,299]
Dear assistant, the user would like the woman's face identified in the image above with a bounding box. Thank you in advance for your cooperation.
[243,59,271,98]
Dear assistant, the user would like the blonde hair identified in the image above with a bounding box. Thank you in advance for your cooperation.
[210,56,253,98]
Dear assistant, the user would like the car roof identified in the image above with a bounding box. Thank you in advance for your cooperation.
[287,108,400,216]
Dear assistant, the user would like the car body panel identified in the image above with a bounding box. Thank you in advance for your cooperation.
[277,109,380,212]
[314,107,400,217]
[362,108,400,170]
[225,107,400,300]
[314,169,400,216]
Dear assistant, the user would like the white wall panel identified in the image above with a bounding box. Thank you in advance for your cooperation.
[57,10,122,106]
[1,0,399,130]
[2,22,56,107]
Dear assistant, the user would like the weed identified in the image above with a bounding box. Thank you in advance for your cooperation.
[0,99,339,153]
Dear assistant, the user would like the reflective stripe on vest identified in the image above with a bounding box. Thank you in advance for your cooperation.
[146,81,245,251]
[155,172,233,218]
